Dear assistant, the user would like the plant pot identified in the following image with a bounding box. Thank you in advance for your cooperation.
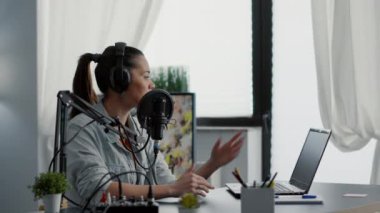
[42,193,62,213]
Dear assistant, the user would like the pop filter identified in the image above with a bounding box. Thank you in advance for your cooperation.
[137,89,174,140]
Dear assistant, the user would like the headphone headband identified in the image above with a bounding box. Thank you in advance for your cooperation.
[114,42,126,56]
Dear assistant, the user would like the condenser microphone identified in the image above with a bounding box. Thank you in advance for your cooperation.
[136,89,173,140]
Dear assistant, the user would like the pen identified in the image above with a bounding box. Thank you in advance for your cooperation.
[275,195,317,199]
[302,194,317,199]
[260,175,270,188]
[266,172,278,188]
[232,168,248,188]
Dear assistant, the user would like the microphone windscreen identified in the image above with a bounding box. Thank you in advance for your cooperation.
[136,89,173,140]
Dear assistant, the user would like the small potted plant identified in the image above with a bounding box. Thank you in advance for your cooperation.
[29,172,69,213]
[179,193,199,213]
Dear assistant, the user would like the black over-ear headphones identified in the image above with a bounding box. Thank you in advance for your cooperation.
[109,42,131,93]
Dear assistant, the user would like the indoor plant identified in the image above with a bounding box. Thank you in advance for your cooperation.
[30,172,69,213]
[179,193,199,212]
[151,65,189,92]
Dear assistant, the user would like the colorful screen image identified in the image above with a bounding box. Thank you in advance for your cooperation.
[160,93,195,178]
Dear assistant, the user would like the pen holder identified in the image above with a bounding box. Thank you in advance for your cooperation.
[241,187,274,213]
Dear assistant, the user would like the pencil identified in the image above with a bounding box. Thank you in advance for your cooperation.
[232,168,248,188]
[266,172,278,188]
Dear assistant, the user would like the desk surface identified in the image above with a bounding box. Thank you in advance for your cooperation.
[56,182,380,213]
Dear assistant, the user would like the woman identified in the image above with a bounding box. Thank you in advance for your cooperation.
[66,42,244,207]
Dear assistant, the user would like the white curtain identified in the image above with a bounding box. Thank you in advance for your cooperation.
[311,0,380,183]
[37,0,163,172]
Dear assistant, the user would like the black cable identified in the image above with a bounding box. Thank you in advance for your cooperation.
[145,148,159,185]
[133,134,151,153]
[61,172,122,213]
[152,168,159,185]
[132,146,158,171]
[49,119,122,210]
[115,120,158,171]
[130,115,142,135]
[92,172,123,199]
[81,171,152,213]
[111,116,159,173]
[132,111,160,186]
[115,117,149,153]
[120,133,158,171]
[48,120,95,172]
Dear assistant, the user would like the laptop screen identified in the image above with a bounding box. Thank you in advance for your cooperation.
[289,128,331,190]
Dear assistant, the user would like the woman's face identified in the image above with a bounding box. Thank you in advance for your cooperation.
[124,55,154,106]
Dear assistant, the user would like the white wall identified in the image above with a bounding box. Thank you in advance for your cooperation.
[272,0,375,184]
[0,0,38,212]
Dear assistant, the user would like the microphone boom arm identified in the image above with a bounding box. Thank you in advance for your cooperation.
[52,90,138,174]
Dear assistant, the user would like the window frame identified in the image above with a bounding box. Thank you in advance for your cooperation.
[196,0,273,180]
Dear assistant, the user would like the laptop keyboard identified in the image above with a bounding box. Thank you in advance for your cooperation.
[275,183,292,193]
[226,182,303,196]
[275,183,302,193]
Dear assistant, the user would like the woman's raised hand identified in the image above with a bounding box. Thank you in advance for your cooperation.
[209,131,244,168]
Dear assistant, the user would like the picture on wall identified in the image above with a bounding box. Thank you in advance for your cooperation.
[160,93,195,178]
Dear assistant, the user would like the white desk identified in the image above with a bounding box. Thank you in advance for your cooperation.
[54,182,380,213]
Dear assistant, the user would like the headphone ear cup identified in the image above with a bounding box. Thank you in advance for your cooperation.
[109,42,131,93]
[109,66,131,93]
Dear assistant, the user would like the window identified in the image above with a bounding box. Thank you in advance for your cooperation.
[145,0,253,118]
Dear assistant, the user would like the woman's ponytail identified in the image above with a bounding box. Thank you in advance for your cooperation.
[71,53,99,118]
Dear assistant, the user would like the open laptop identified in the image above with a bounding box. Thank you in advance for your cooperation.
[226,128,332,197]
